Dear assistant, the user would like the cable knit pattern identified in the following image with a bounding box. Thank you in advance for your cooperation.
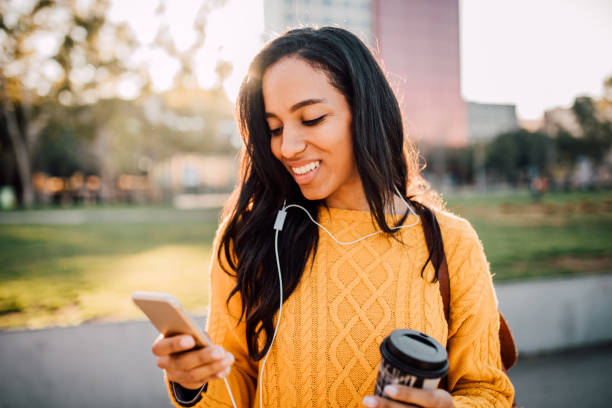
[165,207,514,407]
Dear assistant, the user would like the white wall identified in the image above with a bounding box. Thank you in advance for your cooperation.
[496,274,612,355]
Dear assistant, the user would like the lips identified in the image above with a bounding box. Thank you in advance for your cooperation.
[290,160,320,175]
[288,160,320,185]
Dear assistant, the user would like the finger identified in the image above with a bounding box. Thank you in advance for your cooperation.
[175,345,231,371]
[152,334,196,357]
[383,385,451,407]
[165,355,234,385]
[161,346,233,371]
[160,350,234,378]
[362,395,416,407]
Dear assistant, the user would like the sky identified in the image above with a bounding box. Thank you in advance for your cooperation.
[108,0,612,120]
[459,0,612,119]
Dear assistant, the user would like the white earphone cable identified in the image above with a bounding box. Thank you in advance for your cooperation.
[226,187,420,407]
[223,377,238,408]
[256,228,284,408]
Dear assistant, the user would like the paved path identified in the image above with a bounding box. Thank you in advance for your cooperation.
[508,344,612,408]
[1,318,610,408]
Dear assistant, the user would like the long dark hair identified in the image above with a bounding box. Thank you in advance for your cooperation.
[219,26,444,361]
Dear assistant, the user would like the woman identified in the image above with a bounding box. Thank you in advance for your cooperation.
[152,26,515,407]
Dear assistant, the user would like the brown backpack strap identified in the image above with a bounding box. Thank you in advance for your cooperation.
[439,256,451,323]
[437,251,519,406]
[415,203,518,403]
[438,256,451,392]
[499,313,518,370]
[438,255,517,369]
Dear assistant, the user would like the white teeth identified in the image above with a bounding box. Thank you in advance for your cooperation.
[291,161,320,175]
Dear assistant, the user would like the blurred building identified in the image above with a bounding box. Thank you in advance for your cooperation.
[149,154,238,201]
[373,0,467,147]
[518,118,544,133]
[466,102,520,142]
[542,107,582,137]
[264,0,468,147]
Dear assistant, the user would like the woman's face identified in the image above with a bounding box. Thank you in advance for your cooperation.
[263,57,365,209]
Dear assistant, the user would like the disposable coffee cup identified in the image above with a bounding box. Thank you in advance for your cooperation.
[374,329,448,400]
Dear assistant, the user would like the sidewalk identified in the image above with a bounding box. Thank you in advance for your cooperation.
[508,343,612,407]
[0,318,610,408]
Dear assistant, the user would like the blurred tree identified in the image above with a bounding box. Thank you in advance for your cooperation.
[604,75,612,101]
[445,145,475,185]
[0,0,143,207]
[555,127,584,167]
[153,0,228,90]
[485,129,554,186]
[33,110,98,177]
[2,0,238,207]
[570,96,612,166]
[554,94,612,174]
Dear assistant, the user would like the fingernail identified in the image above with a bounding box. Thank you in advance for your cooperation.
[180,336,195,348]
[362,396,378,407]
[211,347,224,359]
[222,355,234,366]
[384,385,398,397]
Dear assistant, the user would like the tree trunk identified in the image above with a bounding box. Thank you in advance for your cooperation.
[94,125,114,203]
[1,102,34,208]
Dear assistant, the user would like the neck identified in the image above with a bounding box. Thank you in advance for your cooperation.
[325,197,370,212]
[324,184,370,211]
[324,189,410,216]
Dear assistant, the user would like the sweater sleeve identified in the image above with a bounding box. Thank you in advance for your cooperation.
[165,222,258,408]
[443,218,515,408]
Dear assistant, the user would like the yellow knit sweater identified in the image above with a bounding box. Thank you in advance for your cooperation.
[165,207,514,407]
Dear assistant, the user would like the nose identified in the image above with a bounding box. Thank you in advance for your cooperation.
[280,125,307,159]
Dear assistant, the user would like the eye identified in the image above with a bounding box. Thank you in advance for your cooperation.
[269,127,283,137]
[302,115,326,126]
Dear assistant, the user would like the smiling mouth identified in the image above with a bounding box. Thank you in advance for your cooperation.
[290,160,320,176]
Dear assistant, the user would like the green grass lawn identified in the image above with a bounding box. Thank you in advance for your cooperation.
[445,190,612,280]
[0,189,611,330]
[0,221,218,329]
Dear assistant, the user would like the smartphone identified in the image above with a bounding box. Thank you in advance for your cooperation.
[132,291,211,349]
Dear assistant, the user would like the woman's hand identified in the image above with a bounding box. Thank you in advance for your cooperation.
[362,385,454,408]
[152,333,235,390]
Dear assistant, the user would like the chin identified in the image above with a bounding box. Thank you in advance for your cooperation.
[298,185,329,202]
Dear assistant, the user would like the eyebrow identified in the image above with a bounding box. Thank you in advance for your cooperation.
[265,98,326,118]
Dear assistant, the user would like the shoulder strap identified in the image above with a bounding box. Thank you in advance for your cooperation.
[499,313,518,370]
[438,253,518,370]
[434,218,519,406]
[439,255,451,323]
[438,255,519,407]
[438,256,451,393]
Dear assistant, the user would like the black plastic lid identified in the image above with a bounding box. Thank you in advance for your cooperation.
[380,329,449,378]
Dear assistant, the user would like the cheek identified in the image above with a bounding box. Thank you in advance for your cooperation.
[325,122,355,171]
[270,137,281,161]
[337,146,357,177]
